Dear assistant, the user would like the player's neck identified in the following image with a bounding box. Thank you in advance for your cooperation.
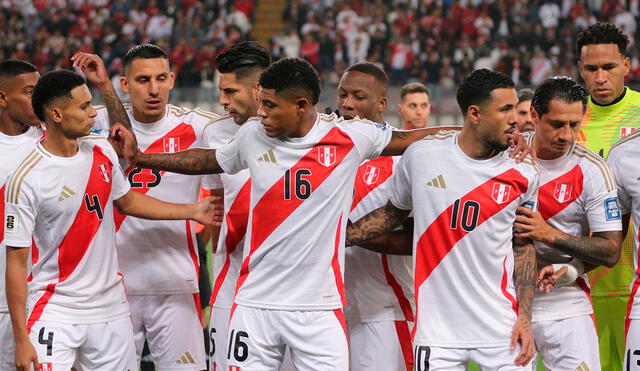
[457,129,501,160]
[40,129,79,158]
[290,109,318,138]
[0,113,30,136]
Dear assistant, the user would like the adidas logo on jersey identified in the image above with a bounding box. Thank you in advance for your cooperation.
[258,149,277,163]
[176,351,196,364]
[426,175,446,188]
[58,186,76,201]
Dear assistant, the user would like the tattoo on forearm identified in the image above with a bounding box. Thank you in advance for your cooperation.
[553,233,620,267]
[346,202,409,246]
[139,149,222,175]
[513,241,536,321]
[102,88,133,131]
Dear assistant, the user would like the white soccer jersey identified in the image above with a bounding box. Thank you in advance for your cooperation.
[390,131,539,348]
[3,133,130,327]
[95,104,221,295]
[215,113,392,310]
[0,126,43,313]
[203,116,250,310]
[526,134,621,322]
[608,131,640,321]
[345,155,414,323]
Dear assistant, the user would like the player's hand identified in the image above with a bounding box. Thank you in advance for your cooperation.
[510,317,535,366]
[192,196,224,226]
[506,133,536,164]
[514,207,555,244]
[537,264,569,293]
[14,339,39,371]
[71,52,110,89]
[109,123,138,163]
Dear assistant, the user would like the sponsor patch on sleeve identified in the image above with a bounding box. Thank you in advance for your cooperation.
[5,213,18,234]
[604,197,621,221]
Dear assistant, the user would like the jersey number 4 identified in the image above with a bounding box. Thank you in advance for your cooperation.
[450,199,480,231]
[84,194,104,220]
[284,168,312,200]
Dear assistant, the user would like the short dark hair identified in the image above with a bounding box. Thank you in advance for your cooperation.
[576,23,629,56]
[32,70,86,121]
[123,44,169,72]
[216,41,271,80]
[0,59,38,86]
[345,62,389,95]
[517,88,534,104]
[531,76,588,117]
[456,69,514,114]
[260,58,321,105]
[400,82,429,101]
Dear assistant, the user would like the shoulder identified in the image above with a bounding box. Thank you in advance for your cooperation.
[610,128,640,157]
[79,131,119,162]
[569,144,616,191]
[507,152,539,181]
[4,148,45,204]
[170,105,222,126]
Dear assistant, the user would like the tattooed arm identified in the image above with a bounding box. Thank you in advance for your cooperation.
[346,201,411,248]
[511,236,537,366]
[381,127,458,156]
[137,149,224,175]
[514,206,622,268]
[72,52,133,131]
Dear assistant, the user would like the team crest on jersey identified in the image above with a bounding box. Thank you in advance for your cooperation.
[492,182,512,204]
[620,127,638,138]
[98,163,111,183]
[163,137,181,153]
[40,363,53,371]
[317,146,336,167]
[553,182,573,203]
[362,165,380,185]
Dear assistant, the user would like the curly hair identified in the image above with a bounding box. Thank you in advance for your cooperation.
[216,41,271,80]
[456,69,514,114]
[32,70,86,121]
[259,58,321,105]
[576,23,629,56]
[531,76,588,117]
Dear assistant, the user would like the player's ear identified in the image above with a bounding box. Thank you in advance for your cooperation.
[253,82,261,102]
[378,96,387,114]
[120,76,129,94]
[169,72,175,90]
[467,104,481,125]
[0,89,7,108]
[530,105,539,125]
[48,106,64,124]
[296,97,309,112]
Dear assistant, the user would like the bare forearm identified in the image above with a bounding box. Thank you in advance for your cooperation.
[138,149,222,175]
[513,241,536,321]
[6,248,29,343]
[346,202,410,246]
[100,84,133,131]
[382,126,459,156]
[115,192,195,220]
[355,230,413,255]
[550,230,622,268]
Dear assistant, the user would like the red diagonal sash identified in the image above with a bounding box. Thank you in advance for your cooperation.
[27,146,113,332]
[209,179,251,307]
[537,164,584,221]
[412,168,529,338]
[114,123,197,231]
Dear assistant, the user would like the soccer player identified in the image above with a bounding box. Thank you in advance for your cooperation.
[513,77,622,371]
[346,69,538,370]
[110,58,457,370]
[336,62,415,371]
[515,88,534,133]
[0,60,42,371]
[608,119,640,370]
[84,44,220,371]
[576,22,640,367]
[397,82,431,129]
[4,70,218,370]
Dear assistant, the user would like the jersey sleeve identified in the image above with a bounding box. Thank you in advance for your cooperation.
[3,180,37,248]
[584,163,623,232]
[607,146,632,215]
[343,121,393,161]
[520,166,539,211]
[215,127,249,175]
[389,150,413,211]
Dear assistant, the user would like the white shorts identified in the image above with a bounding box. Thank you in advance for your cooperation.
[209,307,296,371]
[29,317,136,370]
[0,312,15,370]
[533,315,600,371]
[227,305,349,370]
[129,294,206,370]
[625,318,640,370]
[347,319,413,371]
[413,345,534,371]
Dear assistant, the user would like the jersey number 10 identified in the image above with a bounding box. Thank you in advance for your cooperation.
[450,199,480,231]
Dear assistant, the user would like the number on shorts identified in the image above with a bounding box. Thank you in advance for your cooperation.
[414,346,431,371]
[227,329,249,362]
[38,327,54,356]
[209,327,216,357]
